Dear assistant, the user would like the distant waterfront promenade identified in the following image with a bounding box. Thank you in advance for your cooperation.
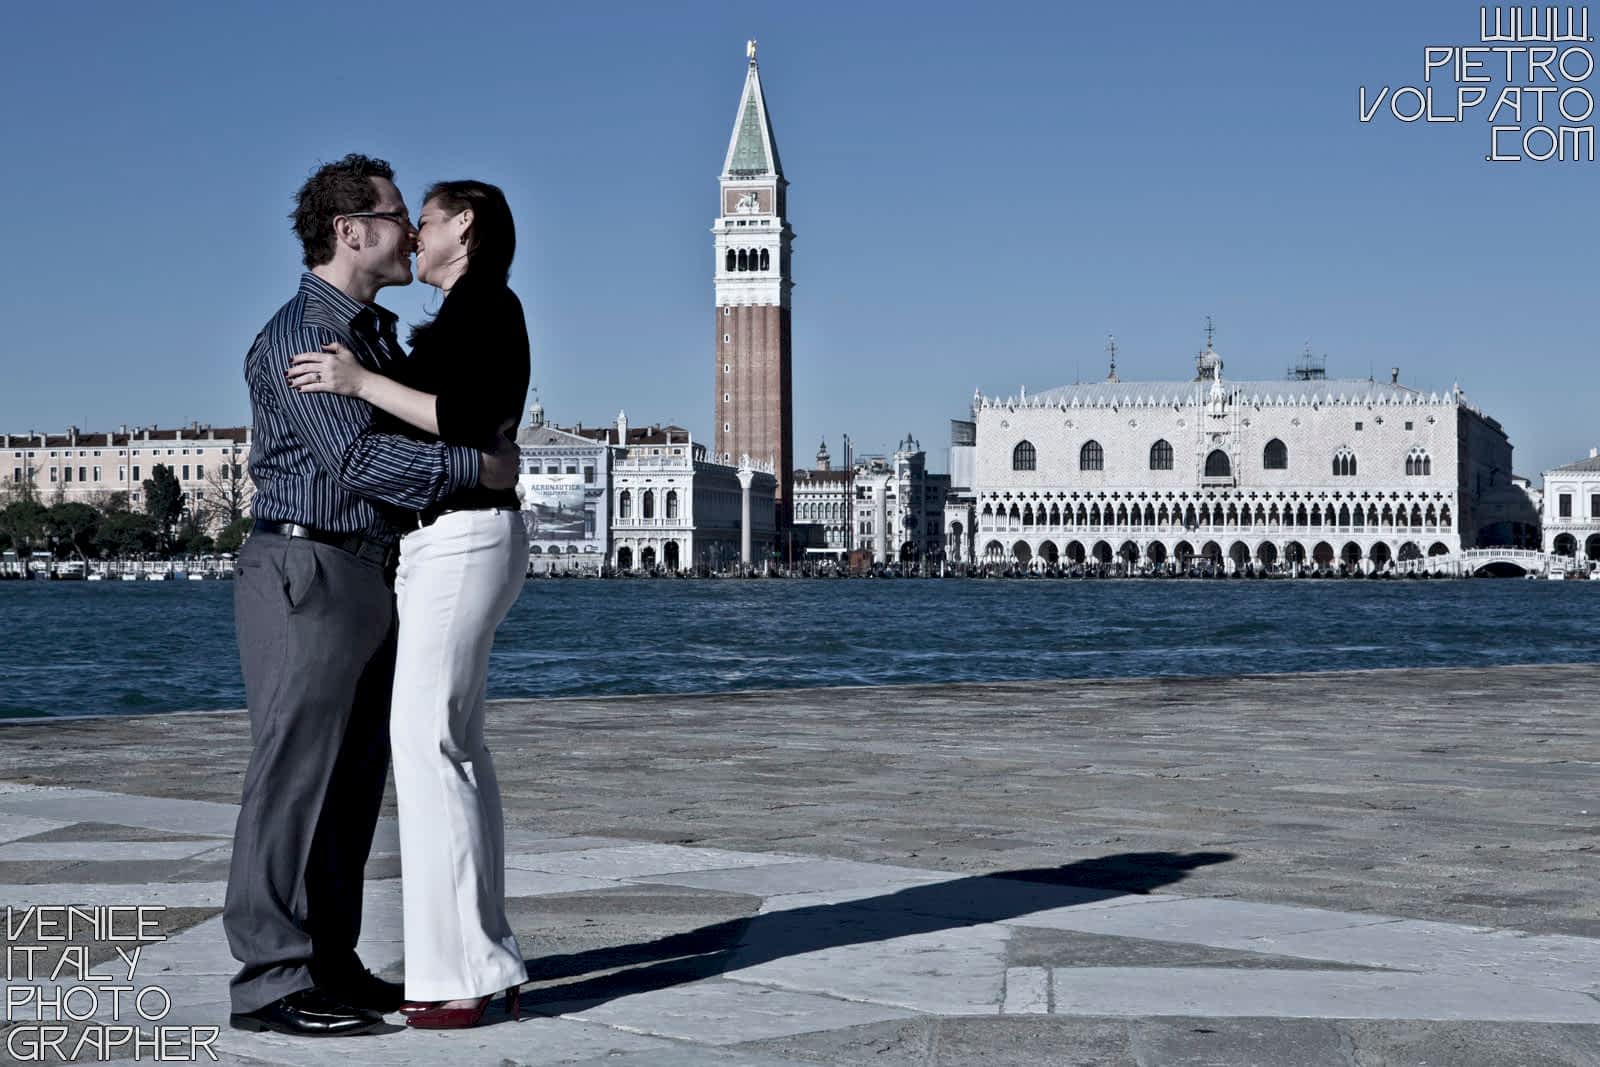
[1,664,1596,1063]
[2,580,1597,720]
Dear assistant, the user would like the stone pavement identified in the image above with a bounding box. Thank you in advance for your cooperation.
[2,664,1599,1065]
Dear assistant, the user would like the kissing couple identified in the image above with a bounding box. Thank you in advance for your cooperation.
[224,153,533,1035]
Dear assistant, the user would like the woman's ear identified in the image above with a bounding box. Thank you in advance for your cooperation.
[457,208,474,247]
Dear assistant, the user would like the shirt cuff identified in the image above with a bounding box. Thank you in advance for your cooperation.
[443,445,480,496]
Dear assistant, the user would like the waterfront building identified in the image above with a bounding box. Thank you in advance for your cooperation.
[1542,448,1600,564]
[2,424,252,532]
[574,411,775,573]
[515,399,611,573]
[713,40,795,527]
[944,337,1519,573]
[854,434,951,565]
[791,439,853,559]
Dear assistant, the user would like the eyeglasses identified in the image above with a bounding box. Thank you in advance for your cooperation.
[341,211,415,230]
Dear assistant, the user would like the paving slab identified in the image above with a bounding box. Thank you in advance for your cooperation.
[0,814,71,844]
[509,842,807,879]
[1049,966,1600,1023]
[0,840,226,862]
[214,1016,677,1066]
[535,977,921,1044]
[3,665,1600,1063]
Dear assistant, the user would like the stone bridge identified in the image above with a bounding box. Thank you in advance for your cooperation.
[1396,547,1559,577]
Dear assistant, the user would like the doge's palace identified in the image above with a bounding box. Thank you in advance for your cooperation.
[945,338,1516,574]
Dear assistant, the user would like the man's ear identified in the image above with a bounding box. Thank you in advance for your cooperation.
[334,216,364,253]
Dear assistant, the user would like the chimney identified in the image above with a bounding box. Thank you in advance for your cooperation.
[68,426,79,446]
[616,410,628,445]
[1390,367,1399,384]
[119,424,128,436]
[1591,447,1598,459]
[175,427,184,441]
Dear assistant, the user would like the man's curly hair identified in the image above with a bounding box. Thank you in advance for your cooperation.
[290,153,395,268]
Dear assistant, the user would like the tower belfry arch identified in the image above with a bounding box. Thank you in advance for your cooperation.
[713,40,794,526]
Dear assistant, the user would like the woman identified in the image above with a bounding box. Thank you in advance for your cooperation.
[286,180,529,1029]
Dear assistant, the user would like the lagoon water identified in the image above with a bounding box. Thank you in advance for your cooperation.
[1,579,1596,719]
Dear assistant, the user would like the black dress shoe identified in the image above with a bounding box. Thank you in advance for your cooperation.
[229,988,383,1037]
[323,967,405,1013]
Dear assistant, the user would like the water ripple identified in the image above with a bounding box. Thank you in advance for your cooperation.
[0,579,1595,718]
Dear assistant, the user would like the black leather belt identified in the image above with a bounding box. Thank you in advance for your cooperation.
[414,504,507,530]
[252,519,397,569]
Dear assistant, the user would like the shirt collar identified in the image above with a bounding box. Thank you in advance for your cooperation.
[298,272,400,337]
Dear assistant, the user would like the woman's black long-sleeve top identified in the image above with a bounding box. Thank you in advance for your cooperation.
[377,275,530,518]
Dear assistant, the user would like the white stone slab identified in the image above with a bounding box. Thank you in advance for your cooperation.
[567,1048,819,1067]
[503,869,622,897]
[111,916,237,978]
[1003,966,1050,1014]
[0,882,229,909]
[509,843,805,880]
[503,833,629,854]
[542,977,920,1044]
[722,917,1011,1016]
[637,858,948,898]
[0,840,227,862]
[369,818,400,854]
[0,789,240,836]
[354,880,404,946]
[217,1016,680,1065]
[1260,920,1600,993]
[1049,966,1600,1023]
[0,814,71,844]
[1005,895,1393,948]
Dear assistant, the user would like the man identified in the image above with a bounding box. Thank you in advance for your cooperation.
[225,154,522,1037]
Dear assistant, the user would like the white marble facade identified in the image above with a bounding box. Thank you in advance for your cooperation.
[603,414,776,573]
[1542,449,1600,566]
[944,347,1518,573]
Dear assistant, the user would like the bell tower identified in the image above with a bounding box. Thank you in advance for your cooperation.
[714,39,793,527]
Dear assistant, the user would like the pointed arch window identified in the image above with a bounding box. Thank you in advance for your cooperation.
[1406,447,1432,476]
[1012,440,1036,471]
[1263,438,1288,470]
[1204,449,1231,478]
[1079,440,1104,471]
[1333,447,1357,477]
[1149,439,1173,470]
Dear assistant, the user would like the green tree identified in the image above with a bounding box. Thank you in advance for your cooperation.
[95,510,158,558]
[0,498,49,560]
[142,464,185,555]
[176,515,214,557]
[216,516,252,555]
[46,502,102,560]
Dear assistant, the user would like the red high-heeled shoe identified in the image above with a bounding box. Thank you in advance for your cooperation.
[403,987,521,1029]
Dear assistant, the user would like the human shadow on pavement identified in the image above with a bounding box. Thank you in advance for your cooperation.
[519,849,1234,1016]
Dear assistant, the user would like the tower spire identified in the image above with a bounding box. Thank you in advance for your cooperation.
[1105,333,1119,383]
[721,42,784,180]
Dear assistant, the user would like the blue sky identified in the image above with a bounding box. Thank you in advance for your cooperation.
[1,1,1594,476]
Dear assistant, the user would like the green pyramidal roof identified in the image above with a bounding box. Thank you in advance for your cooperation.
[730,94,769,174]
[722,64,783,178]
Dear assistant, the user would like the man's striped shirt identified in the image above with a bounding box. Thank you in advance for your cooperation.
[244,272,479,543]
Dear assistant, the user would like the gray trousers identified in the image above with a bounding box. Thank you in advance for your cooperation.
[224,532,396,1014]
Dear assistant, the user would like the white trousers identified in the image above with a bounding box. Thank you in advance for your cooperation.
[391,508,529,1001]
